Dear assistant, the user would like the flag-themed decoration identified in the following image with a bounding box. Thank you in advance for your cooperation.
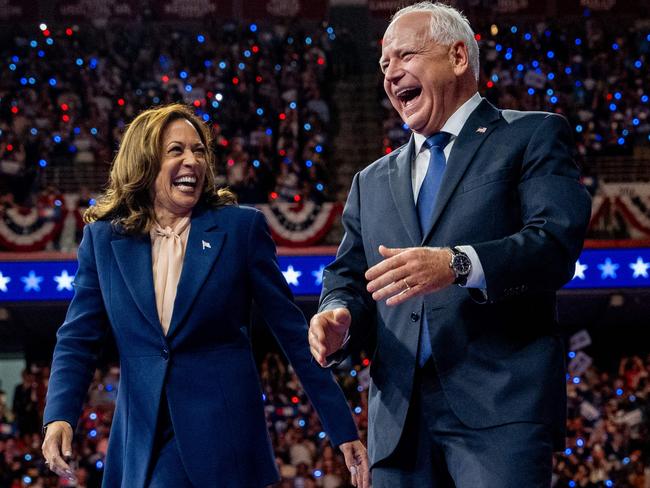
[1,247,648,302]
[589,183,650,238]
[256,202,342,247]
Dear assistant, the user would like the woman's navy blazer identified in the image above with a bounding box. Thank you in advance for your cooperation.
[44,204,358,487]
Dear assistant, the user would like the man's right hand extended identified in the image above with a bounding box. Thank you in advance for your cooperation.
[309,308,351,367]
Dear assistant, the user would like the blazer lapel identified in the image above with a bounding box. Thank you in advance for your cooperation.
[388,136,422,246]
[421,99,501,243]
[111,232,162,334]
[166,207,225,338]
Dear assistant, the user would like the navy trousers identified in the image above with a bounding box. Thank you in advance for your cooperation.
[371,362,554,488]
[146,393,193,488]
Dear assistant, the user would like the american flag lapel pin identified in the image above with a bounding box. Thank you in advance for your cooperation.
[476,126,487,133]
[202,240,211,250]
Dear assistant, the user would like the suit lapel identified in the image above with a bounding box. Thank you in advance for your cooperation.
[388,136,422,246]
[166,207,225,338]
[421,99,501,244]
[111,232,162,335]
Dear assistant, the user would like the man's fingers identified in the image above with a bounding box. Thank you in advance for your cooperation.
[378,244,406,257]
[385,283,422,306]
[367,264,410,294]
[365,249,408,281]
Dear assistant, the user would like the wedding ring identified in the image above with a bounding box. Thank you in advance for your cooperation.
[349,465,358,475]
[403,279,411,291]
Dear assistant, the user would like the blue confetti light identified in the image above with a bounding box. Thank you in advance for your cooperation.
[265,128,273,136]
[180,70,188,79]
[491,74,499,82]
[575,80,582,87]
[527,88,535,95]
[516,64,524,71]
[211,101,219,108]
[49,78,56,86]
[572,377,580,384]
[495,44,502,52]
[316,183,324,191]
[350,369,357,377]
[504,52,512,60]
[565,448,572,455]
[318,431,326,439]
[622,129,629,136]
[544,30,551,37]
[90,412,98,420]
[253,160,260,168]
[30,40,37,48]
[185,84,192,92]
[326,27,334,34]
[90,127,98,135]
[46,38,53,45]
[547,51,554,59]
[20,77,27,85]
[73,127,81,135]
[546,89,554,96]
[576,438,584,447]
[547,72,555,80]
[244,50,251,58]
[642,95,649,103]
[313,470,323,478]
[305,36,312,45]
[565,67,572,74]
[256,108,264,116]
[96,460,104,469]
[238,62,245,70]
[38,50,45,58]
[28,77,36,85]
[24,454,32,461]
[612,43,619,50]
[575,38,582,46]
[287,36,294,45]
[614,92,622,100]
[510,26,517,33]
[617,137,625,145]
[304,123,311,131]
[53,135,62,143]
[23,477,32,484]
[89,58,97,69]
[105,384,114,392]
[9,63,16,71]
[289,101,297,109]
[569,482,576,488]
[616,388,624,395]
[524,33,532,41]
[204,60,212,68]
[274,64,282,71]
[89,429,97,438]
[609,103,617,111]
[633,118,640,126]
[39,159,47,167]
[218,61,227,69]
[315,145,323,153]
[89,198,96,205]
[550,96,558,104]
[354,406,362,414]
[532,60,539,68]
[11,55,18,62]
[30,128,38,135]
[202,114,210,122]
[197,34,205,43]
[575,125,583,133]
[623,457,630,464]
[76,58,83,66]
[635,60,642,68]
[305,160,313,168]
[298,419,306,427]
[250,23,258,32]
[605,481,612,487]
[568,351,576,358]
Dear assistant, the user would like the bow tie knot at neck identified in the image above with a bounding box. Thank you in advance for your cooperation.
[154,226,178,239]
[424,132,452,151]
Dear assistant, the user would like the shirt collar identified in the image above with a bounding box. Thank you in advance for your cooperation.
[413,92,482,155]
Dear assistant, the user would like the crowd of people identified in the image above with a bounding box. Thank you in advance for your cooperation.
[0,350,648,487]
[0,20,338,206]
[380,15,650,164]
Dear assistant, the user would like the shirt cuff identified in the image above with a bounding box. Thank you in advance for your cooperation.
[456,245,486,289]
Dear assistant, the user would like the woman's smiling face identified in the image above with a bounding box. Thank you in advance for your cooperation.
[153,118,207,217]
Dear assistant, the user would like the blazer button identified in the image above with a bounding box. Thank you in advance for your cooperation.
[161,349,169,361]
[410,312,420,322]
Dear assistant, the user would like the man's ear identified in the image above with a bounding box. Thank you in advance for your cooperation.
[449,41,470,76]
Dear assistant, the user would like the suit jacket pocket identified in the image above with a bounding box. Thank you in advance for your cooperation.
[461,168,513,193]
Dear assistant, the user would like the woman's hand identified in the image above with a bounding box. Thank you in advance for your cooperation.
[42,421,77,482]
[339,440,370,488]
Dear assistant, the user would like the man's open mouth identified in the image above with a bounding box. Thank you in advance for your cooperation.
[395,87,422,107]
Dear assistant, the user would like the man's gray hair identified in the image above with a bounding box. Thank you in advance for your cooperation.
[389,2,480,81]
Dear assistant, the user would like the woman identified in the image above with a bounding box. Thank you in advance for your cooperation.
[42,104,369,488]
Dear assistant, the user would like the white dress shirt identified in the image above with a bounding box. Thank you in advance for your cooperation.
[411,92,486,289]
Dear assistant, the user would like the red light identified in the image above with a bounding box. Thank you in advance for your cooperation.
[385,147,392,154]
[65,28,73,36]
[117,98,125,106]
[279,149,286,156]
[232,77,239,85]
[270,192,278,199]
[255,76,262,83]
[193,100,201,107]
[293,195,301,202]
[606,93,612,101]
[43,29,50,37]
[475,34,482,41]
[227,159,235,166]
[317,57,325,65]
[207,91,213,98]
[220,139,229,147]
[291,396,299,404]
[486,81,494,88]
[10,106,18,114]
[362,358,370,366]
[161,75,169,83]
[62,114,70,122]
[279,113,286,120]
[6,144,13,152]
[252,45,259,53]
[61,103,69,111]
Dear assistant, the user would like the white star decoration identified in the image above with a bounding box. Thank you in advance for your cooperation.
[312,265,325,285]
[282,265,302,286]
[53,270,75,291]
[0,271,10,292]
[629,257,650,279]
[597,258,619,279]
[21,271,43,292]
[573,261,588,280]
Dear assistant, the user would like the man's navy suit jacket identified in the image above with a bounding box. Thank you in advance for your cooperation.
[320,99,592,466]
[44,205,358,487]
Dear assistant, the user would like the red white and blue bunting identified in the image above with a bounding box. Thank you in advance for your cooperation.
[256,202,342,247]
[589,184,650,239]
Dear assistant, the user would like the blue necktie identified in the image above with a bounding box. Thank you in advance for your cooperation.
[416,132,451,367]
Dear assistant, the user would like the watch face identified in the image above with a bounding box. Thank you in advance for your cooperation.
[453,253,471,275]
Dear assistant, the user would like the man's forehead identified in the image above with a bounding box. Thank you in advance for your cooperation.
[382,13,431,48]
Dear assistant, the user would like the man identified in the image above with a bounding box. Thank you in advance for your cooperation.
[309,2,591,486]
